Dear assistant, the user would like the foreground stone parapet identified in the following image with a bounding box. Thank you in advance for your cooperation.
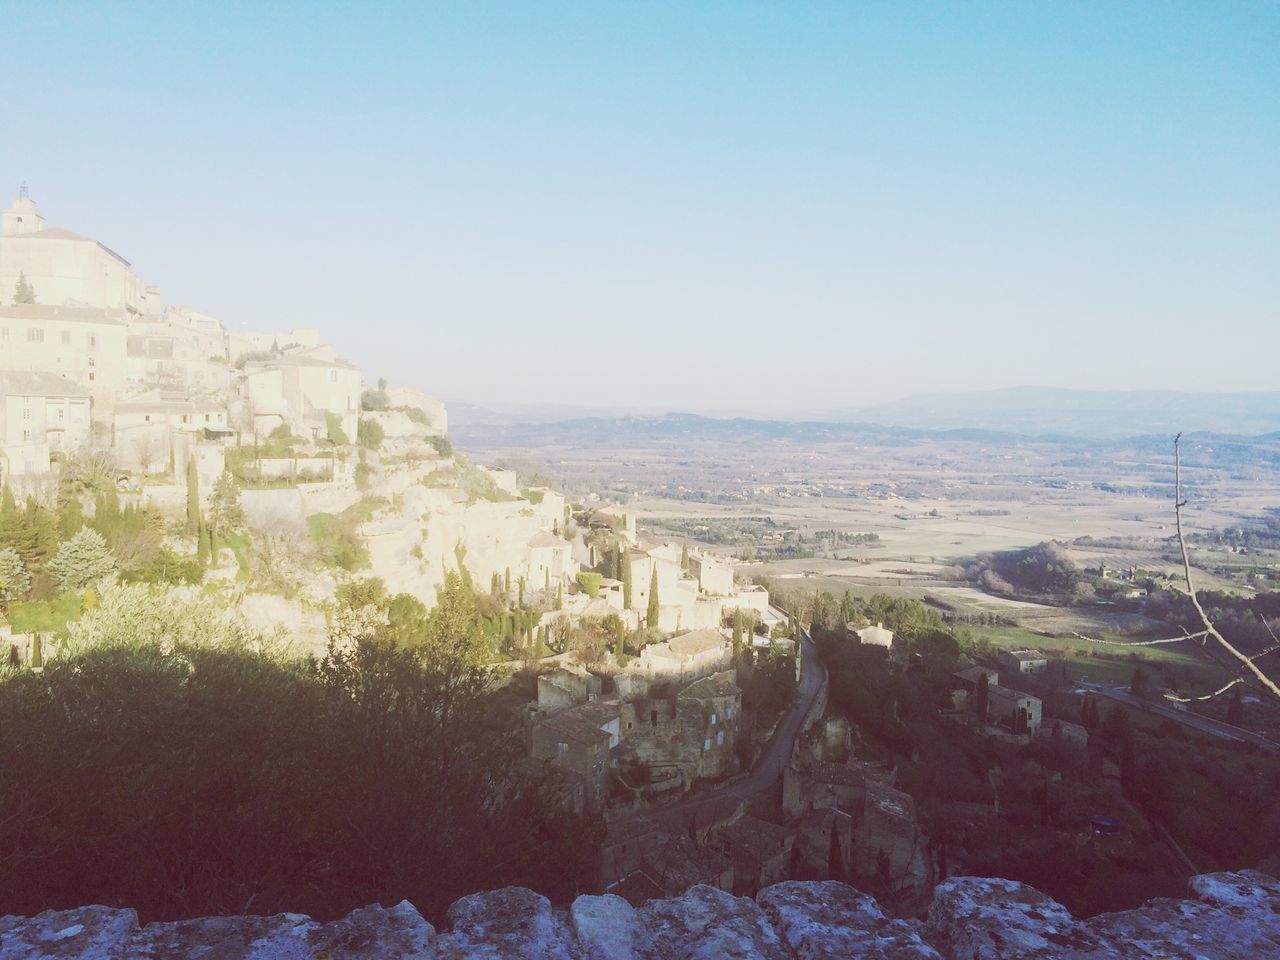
[758,881,942,959]
[924,877,1117,959]
[1084,869,1280,960]
[0,906,138,960]
[440,887,579,959]
[2,871,1277,958]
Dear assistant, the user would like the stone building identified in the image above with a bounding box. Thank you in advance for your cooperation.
[637,629,733,685]
[861,779,918,882]
[987,686,1042,733]
[530,706,615,814]
[0,305,129,416]
[112,390,231,474]
[536,664,603,710]
[709,814,796,897]
[0,371,91,481]
[998,648,1050,674]
[0,190,157,313]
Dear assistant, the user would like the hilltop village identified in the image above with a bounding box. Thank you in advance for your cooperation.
[0,190,815,886]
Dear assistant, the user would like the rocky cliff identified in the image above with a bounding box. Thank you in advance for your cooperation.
[1,871,1275,959]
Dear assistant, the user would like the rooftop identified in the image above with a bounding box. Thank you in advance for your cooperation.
[5,227,131,266]
[1005,649,1049,661]
[0,371,90,399]
[657,629,729,659]
[537,711,610,748]
[0,304,128,326]
[679,669,740,700]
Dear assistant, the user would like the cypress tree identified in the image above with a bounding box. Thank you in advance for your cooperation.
[646,567,660,628]
[185,456,200,534]
[504,567,511,595]
[518,576,525,607]
[556,582,563,611]
[196,522,210,566]
[615,619,625,660]
[732,609,743,649]
[680,542,689,572]
[975,672,989,724]
[622,552,633,609]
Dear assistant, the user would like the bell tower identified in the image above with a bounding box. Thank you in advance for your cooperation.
[2,183,45,236]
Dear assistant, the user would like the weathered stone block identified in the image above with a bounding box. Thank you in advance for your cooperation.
[441,886,580,959]
[635,883,789,960]
[924,876,1113,959]
[757,880,942,959]
[0,906,138,960]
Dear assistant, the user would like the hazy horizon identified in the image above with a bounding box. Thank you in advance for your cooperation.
[5,2,1277,412]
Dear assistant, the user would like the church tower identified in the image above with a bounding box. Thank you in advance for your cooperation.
[1,183,45,236]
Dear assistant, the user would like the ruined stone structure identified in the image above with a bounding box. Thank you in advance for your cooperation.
[4,870,1276,958]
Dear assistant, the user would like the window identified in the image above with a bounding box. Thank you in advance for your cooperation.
[650,710,658,726]
[89,373,95,381]
[182,415,191,424]
[703,738,711,751]
[717,730,724,746]
[1,327,8,340]
[27,327,43,343]
[556,741,568,755]
[22,406,31,420]
[22,430,31,442]
[57,408,64,422]
[144,415,151,423]
[61,331,71,346]
[88,334,97,350]
[328,369,338,383]
[710,712,717,725]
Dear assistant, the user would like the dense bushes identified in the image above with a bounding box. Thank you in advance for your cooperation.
[0,575,600,923]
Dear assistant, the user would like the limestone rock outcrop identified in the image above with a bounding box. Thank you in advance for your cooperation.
[1,871,1276,959]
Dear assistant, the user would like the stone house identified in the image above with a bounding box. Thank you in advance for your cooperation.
[530,706,614,813]
[637,629,733,685]
[1038,717,1088,747]
[710,814,796,897]
[617,669,742,790]
[987,686,1043,733]
[112,390,232,473]
[855,622,895,648]
[0,305,128,417]
[862,780,918,882]
[242,348,361,443]
[793,805,854,881]
[998,649,1050,675]
[536,665,603,710]
[0,371,91,480]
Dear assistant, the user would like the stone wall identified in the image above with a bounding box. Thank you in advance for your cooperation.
[4,870,1275,958]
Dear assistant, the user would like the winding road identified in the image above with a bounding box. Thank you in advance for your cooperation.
[1080,681,1280,754]
[612,613,828,830]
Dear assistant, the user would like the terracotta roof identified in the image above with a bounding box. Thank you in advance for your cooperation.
[680,670,740,700]
[0,371,90,398]
[0,304,128,326]
[538,711,610,747]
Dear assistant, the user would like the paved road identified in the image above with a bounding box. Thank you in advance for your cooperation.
[613,615,829,830]
[1080,681,1280,754]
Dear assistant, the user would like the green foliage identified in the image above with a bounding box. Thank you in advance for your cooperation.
[646,567,660,627]
[5,593,81,634]
[208,471,245,536]
[322,412,348,446]
[576,571,602,598]
[521,488,545,506]
[269,423,294,441]
[0,493,58,599]
[307,505,372,572]
[357,417,385,450]
[427,434,453,457]
[11,272,35,305]
[185,457,200,534]
[335,577,388,611]
[361,387,391,411]
[48,528,117,592]
[122,547,205,586]
[0,548,31,606]
[622,551,632,609]
[232,349,272,368]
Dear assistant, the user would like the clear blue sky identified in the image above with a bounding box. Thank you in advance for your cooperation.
[4,2,1277,414]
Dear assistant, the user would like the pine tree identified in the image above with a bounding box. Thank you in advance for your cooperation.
[11,272,35,305]
[647,567,660,628]
[48,527,116,591]
[622,551,633,609]
[185,456,200,534]
[57,495,85,539]
[0,547,30,606]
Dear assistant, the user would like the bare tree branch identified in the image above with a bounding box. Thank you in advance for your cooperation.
[1171,433,1280,701]
[1164,677,1245,703]
[1072,630,1209,647]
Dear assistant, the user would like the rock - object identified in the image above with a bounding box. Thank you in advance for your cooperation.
[1,871,1276,959]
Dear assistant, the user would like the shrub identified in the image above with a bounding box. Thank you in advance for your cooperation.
[48,528,117,591]
[576,571,602,598]
[0,548,31,605]
[358,417,385,450]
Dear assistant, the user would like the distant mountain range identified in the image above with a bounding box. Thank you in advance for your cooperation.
[827,387,1280,439]
[449,388,1280,442]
